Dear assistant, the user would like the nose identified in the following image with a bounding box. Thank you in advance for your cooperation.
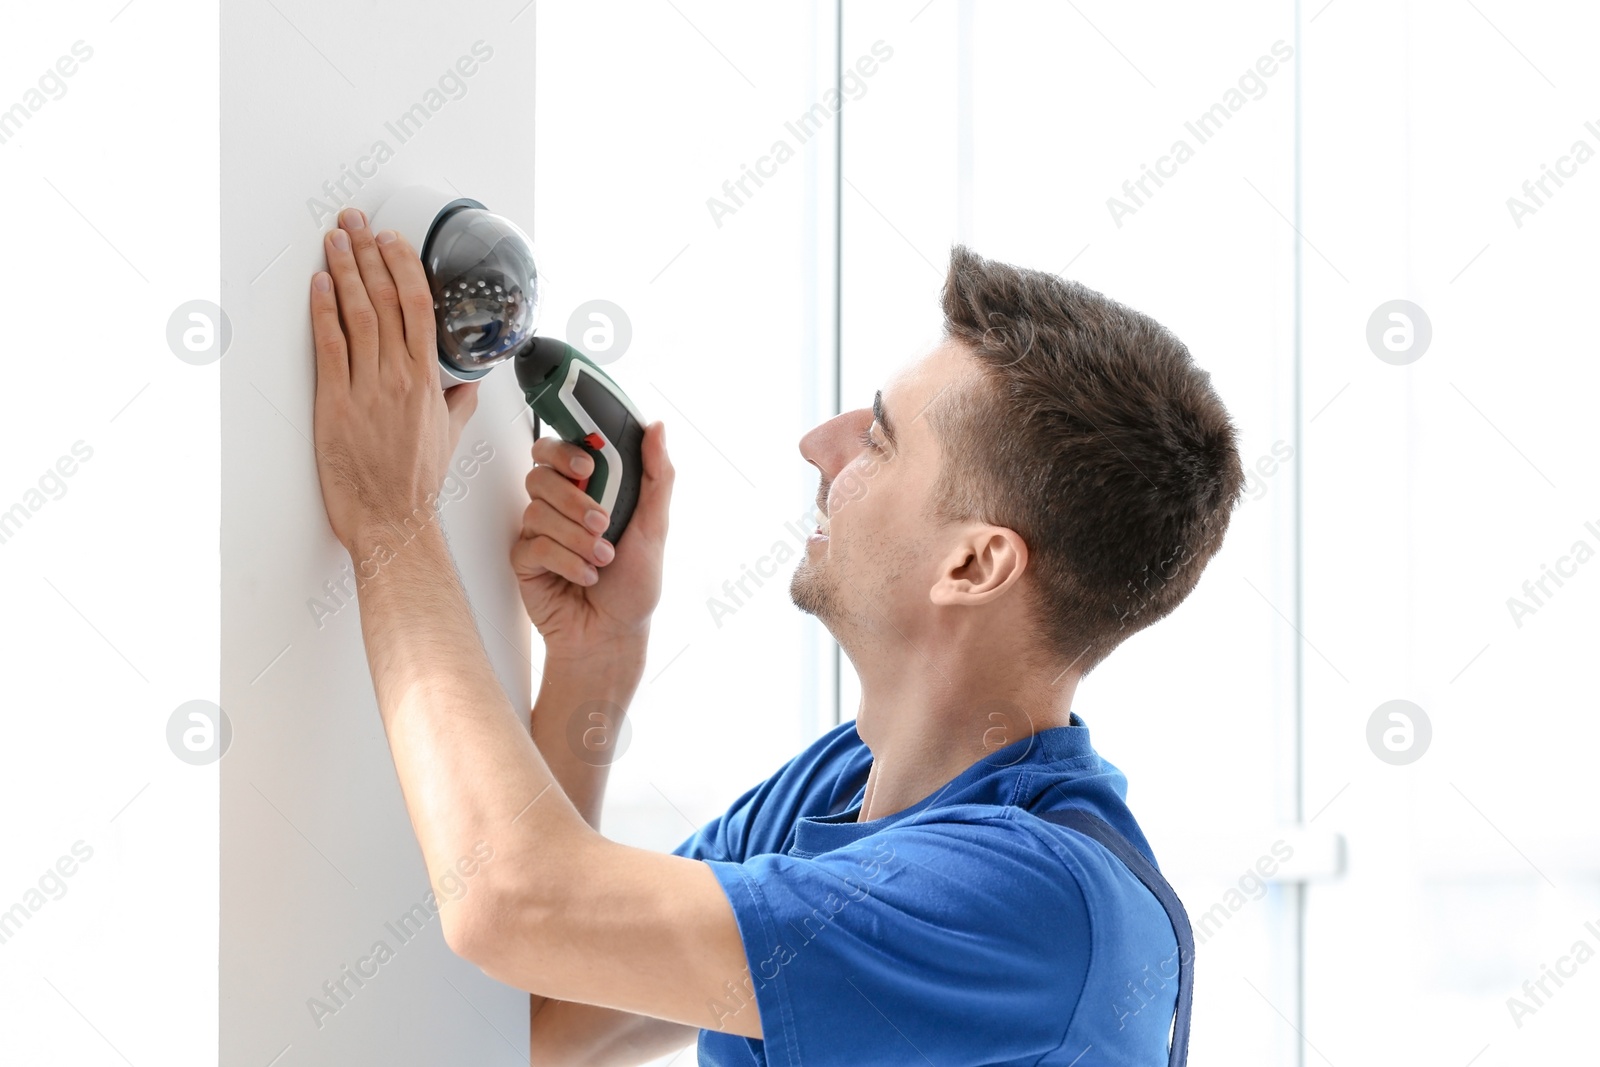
[798,407,872,489]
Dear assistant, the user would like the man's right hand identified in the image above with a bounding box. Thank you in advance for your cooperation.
[511,420,673,657]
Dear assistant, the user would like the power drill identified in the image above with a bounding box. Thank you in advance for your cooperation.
[369,186,646,545]
[514,337,645,546]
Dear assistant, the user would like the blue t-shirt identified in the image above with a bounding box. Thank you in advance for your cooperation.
[670,712,1181,1066]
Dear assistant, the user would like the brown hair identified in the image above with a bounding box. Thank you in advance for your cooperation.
[927,245,1245,677]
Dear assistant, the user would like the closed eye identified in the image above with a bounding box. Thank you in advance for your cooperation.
[858,426,880,452]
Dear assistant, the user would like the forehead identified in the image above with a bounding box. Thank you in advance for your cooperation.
[881,339,975,436]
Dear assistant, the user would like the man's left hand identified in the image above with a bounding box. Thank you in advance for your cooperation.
[309,206,480,552]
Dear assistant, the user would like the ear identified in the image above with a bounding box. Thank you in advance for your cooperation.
[929,525,1029,607]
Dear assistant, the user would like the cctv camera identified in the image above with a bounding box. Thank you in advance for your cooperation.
[369,186,542,385]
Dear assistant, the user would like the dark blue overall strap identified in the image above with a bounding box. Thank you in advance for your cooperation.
[1035,808,1194,1067]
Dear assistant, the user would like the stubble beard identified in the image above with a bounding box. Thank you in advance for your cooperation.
[789,542,839,624]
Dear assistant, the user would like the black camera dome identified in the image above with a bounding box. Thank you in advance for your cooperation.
[424,206,541,377]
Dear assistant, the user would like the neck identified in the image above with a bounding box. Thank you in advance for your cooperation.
[848,639,1079,822]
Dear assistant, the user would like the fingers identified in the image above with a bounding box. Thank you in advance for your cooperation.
[337,207,409,383]
[519,435,615,581]
[618,420,672,548]
[522,462,612,553]
[522,423,670,555]
[511,536,598,587]
[373,227,440,373]
[533,434,596,480]
[309,271,348,395]
[512,499,607,587]
[323,222,378,386]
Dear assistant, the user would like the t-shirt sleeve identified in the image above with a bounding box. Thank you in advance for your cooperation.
[669,722,869,864]
[700,814,1093,1066]
[668,776,763,864]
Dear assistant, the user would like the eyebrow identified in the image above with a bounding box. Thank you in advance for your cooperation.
[873,390,898,449]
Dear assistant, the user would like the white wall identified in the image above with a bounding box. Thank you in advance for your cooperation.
[10,3,1597,1065]
[221,3,536,1062]
[0,2,218,1065]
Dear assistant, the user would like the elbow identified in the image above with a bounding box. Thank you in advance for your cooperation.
[443,870,563,984]
[443,888,528,976]
[447,906,530,986]
[445,827,606,982]
[441,902,492,967]
[439,870,516,970]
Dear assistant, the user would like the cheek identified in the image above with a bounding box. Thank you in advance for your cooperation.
[838,487,910,549]
[829,463,877,511]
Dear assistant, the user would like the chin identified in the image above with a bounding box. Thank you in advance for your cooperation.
[788,564,829,620]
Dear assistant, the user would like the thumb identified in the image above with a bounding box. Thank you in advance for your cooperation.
[444,380,480,439]
[620,420,673,548]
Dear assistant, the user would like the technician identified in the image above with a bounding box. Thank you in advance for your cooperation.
[307,205,1240,1064]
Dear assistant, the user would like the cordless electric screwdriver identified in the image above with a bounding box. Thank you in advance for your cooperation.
[370,186,646,546]
[514,337,645,546]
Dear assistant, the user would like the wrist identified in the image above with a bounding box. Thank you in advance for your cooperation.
[541,636,648,678]
[344,507,448,567]
[538,636,648,700]
[542,625,649,664]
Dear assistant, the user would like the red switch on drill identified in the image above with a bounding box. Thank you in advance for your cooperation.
[575,433,606,492]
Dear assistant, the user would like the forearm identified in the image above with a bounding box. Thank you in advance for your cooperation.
[350,519,591,938]
[531,644,647,828]
[525,643,646,1049]
[351,521,754,1035]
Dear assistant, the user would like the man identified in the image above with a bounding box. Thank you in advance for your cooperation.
[309,206,1243,1065]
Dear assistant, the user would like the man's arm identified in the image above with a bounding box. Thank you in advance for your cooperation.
[511,417,704,1062]
[523,648,699,1064]
[347,519,757,1034]
[308,211,760,1041]
[533,649,644,828]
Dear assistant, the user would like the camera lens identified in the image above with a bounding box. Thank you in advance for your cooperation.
[425,207,541,375]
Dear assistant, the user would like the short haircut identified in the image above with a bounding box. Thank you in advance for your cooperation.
[927,245,1245,677]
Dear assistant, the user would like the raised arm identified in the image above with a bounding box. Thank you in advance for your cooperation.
[306,209,759,1055]
[511,432,701,1061]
